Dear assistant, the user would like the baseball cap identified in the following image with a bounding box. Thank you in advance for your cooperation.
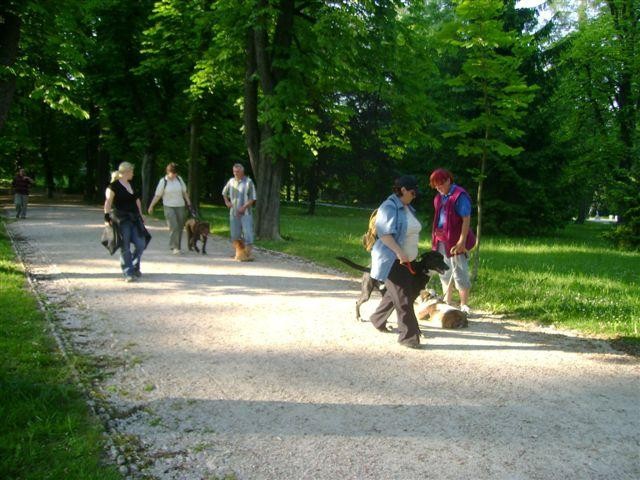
[395,175,419,192]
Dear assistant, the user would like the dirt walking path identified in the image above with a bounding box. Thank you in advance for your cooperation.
[4,202,640,480]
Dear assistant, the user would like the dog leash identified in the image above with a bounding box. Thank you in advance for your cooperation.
[401,262,417,275]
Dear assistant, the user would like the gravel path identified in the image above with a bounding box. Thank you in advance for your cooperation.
[5,202,640,480]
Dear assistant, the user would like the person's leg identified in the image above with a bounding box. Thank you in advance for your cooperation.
[21,194,28,218]
[241,213,255,258]
[175,206,187,250]
[369,292,396,331]
[229,213,241,242]
[451,253,471,309]
[241,213,254,245]
[164,206,180,251]
[437,243,454,303]
[385,261,421,343]
[119,221,134,277]
[130,224,146,276]
[14,194,21,218]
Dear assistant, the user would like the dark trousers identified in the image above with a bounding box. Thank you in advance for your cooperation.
[369,261,421,342]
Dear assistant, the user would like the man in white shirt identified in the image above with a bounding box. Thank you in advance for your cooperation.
[222,163,257,258]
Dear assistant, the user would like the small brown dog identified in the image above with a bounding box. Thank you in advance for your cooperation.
[416,291,468,329]
[232,239,253,262]
[185,218,210,254]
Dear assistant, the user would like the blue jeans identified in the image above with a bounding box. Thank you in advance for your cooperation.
[119,220,146,276]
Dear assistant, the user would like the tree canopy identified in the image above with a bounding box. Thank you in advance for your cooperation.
[1,0,638,247]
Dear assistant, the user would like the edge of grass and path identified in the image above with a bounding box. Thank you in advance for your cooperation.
[0,218,122,480]
[195,202,640,355]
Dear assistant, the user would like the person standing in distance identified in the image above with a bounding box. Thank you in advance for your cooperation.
[12,168,34,219]
[222,163,257,259]
[429,168,475,315]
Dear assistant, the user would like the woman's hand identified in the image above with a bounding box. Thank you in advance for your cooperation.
[147,205,154,215]
[450,240,467,255]
[397,251,410,264]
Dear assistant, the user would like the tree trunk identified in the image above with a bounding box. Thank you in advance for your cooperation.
[0,10,20,131]
[84,105,100,202]
[140,150,154,209]
[472,128,488,283]
[240,0,294,240]
[96,146,110,201]
[254,140,283,239]
[188,109,201,213]
[39,106,55,198]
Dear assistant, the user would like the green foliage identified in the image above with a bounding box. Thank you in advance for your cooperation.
[0,0,638,249]
[0,222,120,479]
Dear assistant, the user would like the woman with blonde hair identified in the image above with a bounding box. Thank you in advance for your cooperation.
[104,162,150,282]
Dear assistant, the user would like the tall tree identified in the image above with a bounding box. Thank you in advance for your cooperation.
[443,0,536,279]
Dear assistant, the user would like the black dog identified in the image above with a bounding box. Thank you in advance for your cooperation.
[337,251,449,321]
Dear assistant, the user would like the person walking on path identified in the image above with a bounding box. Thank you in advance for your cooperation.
[148,162,192,255]
[429,168,475,314]
[104,162,150,282]
[368,175,422,349]
[12,168,34,219]
[222,163,256,259]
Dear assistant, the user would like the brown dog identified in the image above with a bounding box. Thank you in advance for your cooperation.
[232,239,253,262]
[416,291,468,329]
[185,218,210,254]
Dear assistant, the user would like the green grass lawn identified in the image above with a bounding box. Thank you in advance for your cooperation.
[0,221,120,480]
[197,203,639,345]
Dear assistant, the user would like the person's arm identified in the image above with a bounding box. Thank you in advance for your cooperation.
[181,180,191,208]
[222,181,233,209]
[451,216,470,255]
[136,198,144,221]
[104,189,114,224]
[450,192,472,255]
[379,234,410,264]
[148,179,165,214]
[148,195,161,214]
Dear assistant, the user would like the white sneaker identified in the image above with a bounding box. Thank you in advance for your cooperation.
[172,248,182,255]
[460,304,472,315]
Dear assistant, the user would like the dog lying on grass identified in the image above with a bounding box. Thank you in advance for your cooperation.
[336,251,448,322]
[185,218,210,254]
[416,290,468,329]
[232,239,253,262]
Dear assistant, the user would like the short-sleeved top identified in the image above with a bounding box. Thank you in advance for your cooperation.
[108,181,139,214]
[370,194,416,281]
[222,176,257,214]
[154,176,187,207]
